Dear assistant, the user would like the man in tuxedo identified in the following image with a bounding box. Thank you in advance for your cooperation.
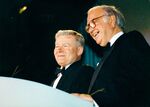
[73,5,150,107]
[52,30,94,93]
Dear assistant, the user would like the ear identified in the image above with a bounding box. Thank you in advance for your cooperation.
[103,15,116,27]
[109,15,116,28]
[77,46,84,56]
[103,16,109,23]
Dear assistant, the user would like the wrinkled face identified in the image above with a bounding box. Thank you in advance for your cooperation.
[54,35,83,67]
[86,8,114,47]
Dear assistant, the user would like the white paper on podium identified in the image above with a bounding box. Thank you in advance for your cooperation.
[0,76,93,107]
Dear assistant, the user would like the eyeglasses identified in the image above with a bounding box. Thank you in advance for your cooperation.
[85,14,108,33]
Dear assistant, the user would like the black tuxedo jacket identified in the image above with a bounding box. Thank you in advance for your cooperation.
[53,61,94,93]
[90,31,150,107]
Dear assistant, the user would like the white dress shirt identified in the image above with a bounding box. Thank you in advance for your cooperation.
[52,64,71,88]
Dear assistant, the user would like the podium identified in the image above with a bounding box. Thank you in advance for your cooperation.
[0,77,93,107]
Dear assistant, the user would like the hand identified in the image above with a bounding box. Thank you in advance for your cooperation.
[72,93,94,103]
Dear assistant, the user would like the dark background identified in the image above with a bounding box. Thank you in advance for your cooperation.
[0,0,98,84]
[0,0,149,84]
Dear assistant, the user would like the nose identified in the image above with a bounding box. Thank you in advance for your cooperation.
[87,23,95,34]
[55,46,63,53]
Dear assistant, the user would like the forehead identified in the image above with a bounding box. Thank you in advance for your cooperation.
[87,7,106,23]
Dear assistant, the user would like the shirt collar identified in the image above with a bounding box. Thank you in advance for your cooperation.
[60,64,71,70]
[65,64,71,69]
[109,31,124,46]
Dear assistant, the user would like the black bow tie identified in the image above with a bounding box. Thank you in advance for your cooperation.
[55,67,65,75]
[106,42,110,48]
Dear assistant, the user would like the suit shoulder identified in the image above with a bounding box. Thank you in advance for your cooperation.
[126,30,149,46]
[82,64,94,68]
[80,64,95,72]
[127,30,142,35]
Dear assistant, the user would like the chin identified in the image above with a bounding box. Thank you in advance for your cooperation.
[99,43,105,47]
[96,41,101,45]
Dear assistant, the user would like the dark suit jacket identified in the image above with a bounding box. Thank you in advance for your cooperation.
[90,31,150,107]
[52,60,94,93]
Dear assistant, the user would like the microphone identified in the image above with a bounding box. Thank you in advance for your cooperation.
[11,65,21,77]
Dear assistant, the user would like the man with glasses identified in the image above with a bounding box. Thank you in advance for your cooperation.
[73,5,150,107]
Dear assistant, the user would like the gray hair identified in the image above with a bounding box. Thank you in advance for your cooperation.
[88,5,125,30]
[55,30,85,47]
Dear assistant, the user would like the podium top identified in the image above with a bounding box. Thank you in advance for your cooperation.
[0,77,93,107]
